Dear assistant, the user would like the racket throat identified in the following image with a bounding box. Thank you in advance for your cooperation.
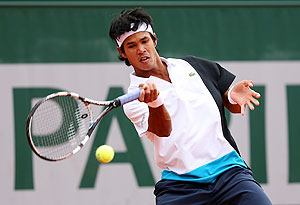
[111,99,121,108]
[87,106,114,137]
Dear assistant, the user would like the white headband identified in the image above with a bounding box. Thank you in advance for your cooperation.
[116,22,154,47]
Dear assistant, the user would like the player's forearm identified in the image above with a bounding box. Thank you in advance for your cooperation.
[148,105,172,137]
[223,90,241,113]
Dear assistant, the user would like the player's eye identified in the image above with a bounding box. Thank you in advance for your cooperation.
[128,44,136,48]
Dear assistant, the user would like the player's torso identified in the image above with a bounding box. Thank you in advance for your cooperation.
[151,58,234,174]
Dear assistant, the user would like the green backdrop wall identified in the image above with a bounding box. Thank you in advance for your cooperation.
[0,0,300,63]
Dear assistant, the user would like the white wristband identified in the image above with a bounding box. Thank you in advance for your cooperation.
[228,87,237,104]
[147,94,164,108]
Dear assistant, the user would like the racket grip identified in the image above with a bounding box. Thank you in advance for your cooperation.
[118,89,141,106]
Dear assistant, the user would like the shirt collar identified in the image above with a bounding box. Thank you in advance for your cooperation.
[160,57,170,67]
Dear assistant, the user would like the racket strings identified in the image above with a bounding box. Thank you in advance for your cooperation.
[30,95,91,160]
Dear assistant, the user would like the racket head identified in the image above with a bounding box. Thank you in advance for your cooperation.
[26,92,93,161]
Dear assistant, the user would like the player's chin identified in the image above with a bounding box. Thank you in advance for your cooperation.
[134,62,150,71]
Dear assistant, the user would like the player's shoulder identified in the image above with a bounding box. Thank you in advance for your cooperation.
[164,56,219,75]
[181,55,216,66]
[164,56,198,68]
[163,57,184,64]
[180,56,222,79]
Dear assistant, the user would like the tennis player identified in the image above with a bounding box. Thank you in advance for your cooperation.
[109,8,272,205]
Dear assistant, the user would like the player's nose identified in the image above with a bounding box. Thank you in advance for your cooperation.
[137,44,146,54]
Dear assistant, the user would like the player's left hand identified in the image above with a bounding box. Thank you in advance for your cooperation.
[230,80,261,115]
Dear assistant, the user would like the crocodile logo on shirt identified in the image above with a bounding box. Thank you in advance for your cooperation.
[189,72,196,77]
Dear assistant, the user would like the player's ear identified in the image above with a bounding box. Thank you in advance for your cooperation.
[117,47,127,58]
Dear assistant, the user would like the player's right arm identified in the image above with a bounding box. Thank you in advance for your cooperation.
[139,83,172,137]
[123,82,172,138]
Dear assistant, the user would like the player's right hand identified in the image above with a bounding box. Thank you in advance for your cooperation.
[138,83,159,103]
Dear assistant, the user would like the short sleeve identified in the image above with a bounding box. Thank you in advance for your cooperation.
[216,63,236,95]
[123,101,157,141]
[123,100,149,136]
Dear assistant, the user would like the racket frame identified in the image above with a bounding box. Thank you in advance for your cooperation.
[26,92,117,161]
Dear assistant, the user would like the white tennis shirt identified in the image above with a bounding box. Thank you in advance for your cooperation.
[123,57,245,181]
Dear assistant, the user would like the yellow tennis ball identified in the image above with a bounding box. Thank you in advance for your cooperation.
[95,145,114,163]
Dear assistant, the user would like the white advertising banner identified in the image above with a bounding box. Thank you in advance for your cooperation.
[1,61,300,205]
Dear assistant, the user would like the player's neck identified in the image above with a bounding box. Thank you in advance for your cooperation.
[134,56,171,83]
[151,59,171,83]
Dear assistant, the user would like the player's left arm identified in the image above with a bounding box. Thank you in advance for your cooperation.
[223,80,261,115]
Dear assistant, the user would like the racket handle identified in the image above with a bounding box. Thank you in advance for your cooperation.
[113,89,141,107]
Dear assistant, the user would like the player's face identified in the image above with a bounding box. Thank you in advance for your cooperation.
[119,31,158,77]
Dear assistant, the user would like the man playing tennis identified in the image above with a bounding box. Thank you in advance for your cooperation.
[109,8,271,204]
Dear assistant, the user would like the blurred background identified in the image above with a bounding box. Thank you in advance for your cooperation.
[1,0,300,204]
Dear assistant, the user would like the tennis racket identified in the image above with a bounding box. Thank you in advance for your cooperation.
[26,89,140,161]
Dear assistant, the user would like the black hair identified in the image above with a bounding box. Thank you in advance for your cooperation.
[109,8,157,66]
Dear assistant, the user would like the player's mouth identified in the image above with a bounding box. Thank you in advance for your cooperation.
[139,56,150,64]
